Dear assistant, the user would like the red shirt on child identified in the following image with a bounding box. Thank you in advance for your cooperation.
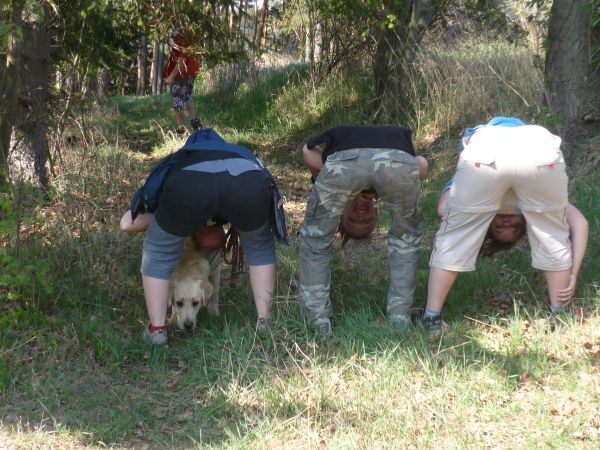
[163,32,200,80]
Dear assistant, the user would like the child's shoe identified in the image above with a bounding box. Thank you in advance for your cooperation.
[190,117,202,130]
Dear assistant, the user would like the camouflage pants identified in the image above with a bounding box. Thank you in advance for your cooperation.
[299,148,422,322]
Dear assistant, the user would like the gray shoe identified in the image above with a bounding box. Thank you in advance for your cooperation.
[314,317,333,338]
[142,325,168,346]
[256,317,268,334]
[390,313,411,331]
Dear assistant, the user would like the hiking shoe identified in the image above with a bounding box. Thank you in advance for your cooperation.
[314,317,333,338]
[390,313,411,331]
[190,117,202,130]
[142,324,168,346]
[256,317,269,334]
[421,314,444,338]
[176,125,187,135]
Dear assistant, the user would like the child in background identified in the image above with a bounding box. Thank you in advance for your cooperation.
[163,30,202,135]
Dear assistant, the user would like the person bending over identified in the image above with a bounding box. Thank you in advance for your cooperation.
[423,117,589,335]
[121,150,279,345]
[299,125,427,338]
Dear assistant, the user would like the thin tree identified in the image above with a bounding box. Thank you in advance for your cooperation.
[8,2,51,188]
[372,0,434,121]
[136,34,149,95]
[0,0,25,185]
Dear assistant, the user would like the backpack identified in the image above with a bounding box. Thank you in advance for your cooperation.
[129,128,289,245]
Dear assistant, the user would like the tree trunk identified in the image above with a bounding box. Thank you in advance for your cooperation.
[402,0,434,63]
[304,25,314,64]
[238,0,246,33]
[314,22,322,64]
[96,67,110,102]
[239,0,249,48]
[252,0,259,50]
[372,0,434,121]
[137,34,148,96]
[204,2,215,52]
[119,67,127,95]
[228,1,234,31]
[159,42,165,93]
[0,0,25,185]
[258,0,269,51]
[372,25,393,106]
[9,3,51,189]
[150,40,164,95]
[544,0,600,160]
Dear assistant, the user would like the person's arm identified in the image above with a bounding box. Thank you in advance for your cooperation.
[164,57,184,84]
[120,210,154,233]
[437,188,450,219]
[416,155,428,180]
[302,144,324,180]
[557,203,589,302]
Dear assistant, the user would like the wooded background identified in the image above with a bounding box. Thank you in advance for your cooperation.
[1,0,598,191]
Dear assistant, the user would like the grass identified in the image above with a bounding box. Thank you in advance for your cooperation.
[1,38,599,449]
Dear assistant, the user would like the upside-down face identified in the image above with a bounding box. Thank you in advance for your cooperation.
[489,214,525,244]
[339,191,378,242]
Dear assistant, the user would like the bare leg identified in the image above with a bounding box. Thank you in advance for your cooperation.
[184,100,196,120]
[426,267,459,311]
[174,110,186,128]
[544,269,573,308]
[142,275,171,326]
[249,263,275,319]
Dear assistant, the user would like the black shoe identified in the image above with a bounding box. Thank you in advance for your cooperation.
[176,125,187,135]
[190,117,202,130]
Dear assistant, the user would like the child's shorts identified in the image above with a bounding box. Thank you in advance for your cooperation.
[169,78,194,111]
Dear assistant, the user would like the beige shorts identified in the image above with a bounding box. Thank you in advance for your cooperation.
[430,125,572,271]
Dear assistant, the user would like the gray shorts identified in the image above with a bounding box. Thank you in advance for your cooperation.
[141,219,275,280]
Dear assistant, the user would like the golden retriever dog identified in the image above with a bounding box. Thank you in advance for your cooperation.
[169,238,222,331]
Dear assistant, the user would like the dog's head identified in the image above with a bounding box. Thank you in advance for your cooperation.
[171,275,214,330]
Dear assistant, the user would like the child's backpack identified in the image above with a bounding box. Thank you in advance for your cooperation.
[128,128,289,245]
